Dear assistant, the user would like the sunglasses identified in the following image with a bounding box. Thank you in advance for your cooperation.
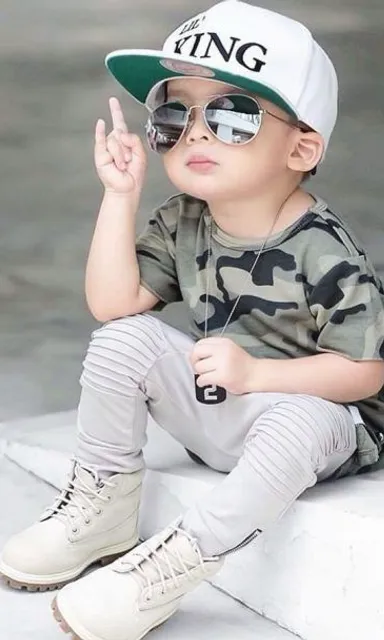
[145,93,302,155]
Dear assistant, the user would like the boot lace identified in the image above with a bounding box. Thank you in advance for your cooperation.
[119,527,207,599]
[43,461,117,532]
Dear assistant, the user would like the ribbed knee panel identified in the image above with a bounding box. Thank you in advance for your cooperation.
[81,315,166,396]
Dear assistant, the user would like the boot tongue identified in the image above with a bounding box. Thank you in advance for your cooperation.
[62,465,102,513]
[74,466,101,492]
[41,465,101,522]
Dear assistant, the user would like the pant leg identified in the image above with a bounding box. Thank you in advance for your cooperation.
[76,313,241,474]
[76,314,166,473]
[182,394,357,556]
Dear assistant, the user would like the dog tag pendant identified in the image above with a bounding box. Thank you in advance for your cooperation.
[195,375,227,404]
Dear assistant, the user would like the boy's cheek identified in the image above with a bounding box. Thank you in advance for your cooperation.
[162,158,186,187]
[162,153,181,178]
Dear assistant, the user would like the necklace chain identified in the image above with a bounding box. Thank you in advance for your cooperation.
[204,208,283,339]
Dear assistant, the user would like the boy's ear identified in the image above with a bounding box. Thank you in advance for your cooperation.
[287,130,324,174]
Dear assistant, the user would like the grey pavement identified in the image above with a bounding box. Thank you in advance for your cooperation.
[1,0,384,421]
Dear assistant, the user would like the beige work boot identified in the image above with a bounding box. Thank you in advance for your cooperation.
[0,463,143,591]
[52,519,224,640]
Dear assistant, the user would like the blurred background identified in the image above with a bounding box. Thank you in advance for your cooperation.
[1,0,383,421]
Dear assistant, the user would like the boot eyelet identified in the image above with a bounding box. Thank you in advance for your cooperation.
[84,518,91,525]
[72,527,79,534]
[95,509,102,516]
[106,496,112,502]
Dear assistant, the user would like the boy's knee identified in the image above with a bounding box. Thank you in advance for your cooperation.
[90,314,165,354]
[81,314,166,391]
[247,394,348,460]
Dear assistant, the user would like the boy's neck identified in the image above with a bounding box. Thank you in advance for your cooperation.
[207,187,315,240]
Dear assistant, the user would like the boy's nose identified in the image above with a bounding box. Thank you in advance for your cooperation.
[185,108,212,145]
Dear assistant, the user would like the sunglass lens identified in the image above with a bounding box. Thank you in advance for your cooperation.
[146,102,188,154]
[205,94,261,144]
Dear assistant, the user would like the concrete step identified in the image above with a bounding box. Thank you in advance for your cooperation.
[2,410,384,640]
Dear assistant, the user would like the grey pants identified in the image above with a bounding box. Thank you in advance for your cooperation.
[76,314,357,556]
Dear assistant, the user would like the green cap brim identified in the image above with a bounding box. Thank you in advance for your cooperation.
[106,51,297,118]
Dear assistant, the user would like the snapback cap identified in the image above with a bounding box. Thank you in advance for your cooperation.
[106,0,338,150]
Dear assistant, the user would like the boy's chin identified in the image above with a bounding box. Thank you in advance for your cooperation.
[171,177,239,203]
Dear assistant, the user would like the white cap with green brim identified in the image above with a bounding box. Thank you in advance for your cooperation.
[105,0,338,150]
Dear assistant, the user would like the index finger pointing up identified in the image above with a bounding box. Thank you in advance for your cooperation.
[109,96,128,133]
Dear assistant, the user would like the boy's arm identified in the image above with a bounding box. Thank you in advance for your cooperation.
[86,191,160,322]
[86,98,162,322]
[248,354,384,402]
[192,338,384,401]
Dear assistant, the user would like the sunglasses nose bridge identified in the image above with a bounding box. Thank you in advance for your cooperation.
[184,104,212,139]
[185,104,203,125]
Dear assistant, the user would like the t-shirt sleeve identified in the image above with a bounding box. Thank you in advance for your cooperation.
[136,203,182,306]
[307,254,384,361]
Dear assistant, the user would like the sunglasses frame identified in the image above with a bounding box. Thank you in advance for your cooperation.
[145,93,304,154]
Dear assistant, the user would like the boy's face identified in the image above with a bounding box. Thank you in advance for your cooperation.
[160,78,303,203]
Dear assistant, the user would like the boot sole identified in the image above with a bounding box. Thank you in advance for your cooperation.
[52,595,177,640]
[0,544,138,592]
[52,597,83,640]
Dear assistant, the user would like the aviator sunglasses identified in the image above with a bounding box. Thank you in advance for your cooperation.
[145,92,304,154]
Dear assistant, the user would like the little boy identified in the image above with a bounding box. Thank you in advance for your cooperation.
[2,2,384,639]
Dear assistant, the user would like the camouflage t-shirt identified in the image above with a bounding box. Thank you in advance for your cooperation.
[136,193,384,472]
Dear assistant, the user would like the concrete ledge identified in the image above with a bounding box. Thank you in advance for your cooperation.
[2,411,384,640]
[140,428,384,640]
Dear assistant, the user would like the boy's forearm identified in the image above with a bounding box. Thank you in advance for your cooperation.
[85,191,141,320]
[249,353,384,402]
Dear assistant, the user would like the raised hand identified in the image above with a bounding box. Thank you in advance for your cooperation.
[94,97,147,195]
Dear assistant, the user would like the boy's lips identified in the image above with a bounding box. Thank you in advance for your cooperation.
[186,153,218,171]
